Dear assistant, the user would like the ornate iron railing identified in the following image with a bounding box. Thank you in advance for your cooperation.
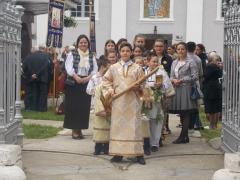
[222,0,240,152]
[0,0,24,145]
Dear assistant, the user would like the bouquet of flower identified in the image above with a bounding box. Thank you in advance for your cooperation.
[64,16,77,28]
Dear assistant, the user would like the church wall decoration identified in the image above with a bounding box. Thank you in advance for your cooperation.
[144,0,170,18]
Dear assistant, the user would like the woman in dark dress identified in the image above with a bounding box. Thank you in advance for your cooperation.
[64,34,98,139]
[203,54,222,129]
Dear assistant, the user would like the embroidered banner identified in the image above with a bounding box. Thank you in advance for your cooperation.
[89,12,96,53]
[46,0,64,48]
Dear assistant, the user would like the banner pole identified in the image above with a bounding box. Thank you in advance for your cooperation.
[52,48,57,107]
[89,0,96,54]
[46,0,65,109]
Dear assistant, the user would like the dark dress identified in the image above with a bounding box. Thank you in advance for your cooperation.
[197,53,207,74]
[203,64,222,114]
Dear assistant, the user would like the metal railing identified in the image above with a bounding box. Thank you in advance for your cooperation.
[222,0,240,152]
[0,0,24,145]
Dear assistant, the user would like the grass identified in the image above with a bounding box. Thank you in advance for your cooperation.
[21,107,64,121]
[23,124,62,139]
[199,107,222,142]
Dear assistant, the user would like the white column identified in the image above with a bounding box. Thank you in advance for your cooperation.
[111,0,127,42]
[186,0,203,43]
[36,14,48,46]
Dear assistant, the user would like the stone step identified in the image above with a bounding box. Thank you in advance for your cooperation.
[212,169,240,180]
[224,153,240,173]
[0,166,26,180]
[0,145,21,166]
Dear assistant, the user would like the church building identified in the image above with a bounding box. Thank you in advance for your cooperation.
[33,0,225,56]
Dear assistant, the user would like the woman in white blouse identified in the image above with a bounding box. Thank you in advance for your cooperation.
[64,34,98,139]
[169,42,198,144]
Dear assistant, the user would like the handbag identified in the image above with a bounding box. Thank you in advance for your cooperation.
[165,86,175,97]
[190,83,201,100]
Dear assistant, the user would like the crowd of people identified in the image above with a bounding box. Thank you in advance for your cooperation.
[22,34,223,165]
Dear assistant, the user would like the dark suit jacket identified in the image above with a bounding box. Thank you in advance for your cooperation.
[23,51,50,83]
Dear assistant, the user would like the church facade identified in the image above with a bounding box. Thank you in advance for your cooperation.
[34,0,225,56]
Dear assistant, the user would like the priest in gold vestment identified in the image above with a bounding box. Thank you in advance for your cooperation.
[102,43,146,165]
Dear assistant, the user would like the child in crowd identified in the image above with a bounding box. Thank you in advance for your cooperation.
[116,38,128,59]
[145,52,174,152]
[134,56,144,67]
[104,39,116,56]
[93,81,111,155]
[142,51,150,70]
[167,45,178,60]
[134,56,151,155]
[105,49,117,65]
[102,42,146,165]
[132,45,144,59]
[87,56,110,155]
[86,56,108,96]
[133,34,146,49]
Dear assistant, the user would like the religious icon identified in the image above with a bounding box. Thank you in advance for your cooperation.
[51,7,61,28]
[156,74,163,84]
[144,0,170,18]
[47,0,64,48]
[147,0,162,17]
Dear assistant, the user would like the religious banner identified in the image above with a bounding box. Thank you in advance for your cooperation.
[46,0,64,48]
[89,12,96,53]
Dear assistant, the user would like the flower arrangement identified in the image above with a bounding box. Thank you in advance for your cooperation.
[141,86,164,124]
[64,15,77,28]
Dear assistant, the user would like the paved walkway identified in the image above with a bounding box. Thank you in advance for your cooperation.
[22,114,224,180]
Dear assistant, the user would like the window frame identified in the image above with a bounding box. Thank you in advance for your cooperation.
[139,0,174,22]
[70,0,99,21]
[216,0,224,21]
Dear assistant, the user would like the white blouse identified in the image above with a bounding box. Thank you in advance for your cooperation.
[65,51,98,77]
[145,67,172,90]
[174,61,186,79]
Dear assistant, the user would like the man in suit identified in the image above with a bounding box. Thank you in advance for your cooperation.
[23,45,50,112]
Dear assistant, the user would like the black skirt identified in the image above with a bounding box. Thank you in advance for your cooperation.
[204,98,222,114]
[64,82,91,129]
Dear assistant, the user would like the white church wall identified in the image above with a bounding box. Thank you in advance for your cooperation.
[126,0,187,46]
[202,0,224,57]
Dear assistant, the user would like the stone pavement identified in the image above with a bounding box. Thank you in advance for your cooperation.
[22,114,224,180]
